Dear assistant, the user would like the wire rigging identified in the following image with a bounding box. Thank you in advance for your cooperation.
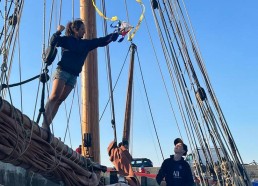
[149,0,251,184]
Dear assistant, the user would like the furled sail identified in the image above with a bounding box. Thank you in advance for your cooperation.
[0,97,106,186]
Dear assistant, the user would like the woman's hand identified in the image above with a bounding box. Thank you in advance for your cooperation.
[57,25,65,33]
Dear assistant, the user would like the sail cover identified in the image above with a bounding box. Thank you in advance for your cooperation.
[108,141,140,186]
[0,97,102,186]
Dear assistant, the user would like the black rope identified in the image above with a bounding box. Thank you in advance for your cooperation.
[0,71,49,90]
[35,67,50,124]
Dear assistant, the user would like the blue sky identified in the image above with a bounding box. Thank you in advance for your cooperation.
[1,0,258,168]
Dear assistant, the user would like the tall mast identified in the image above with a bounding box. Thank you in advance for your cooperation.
[80,0,100,162]
[122,44,137,146]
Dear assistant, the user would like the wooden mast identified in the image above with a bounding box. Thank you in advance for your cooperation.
[80,0,100,162]
[122,44,137,146]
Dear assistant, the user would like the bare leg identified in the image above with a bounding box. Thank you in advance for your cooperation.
[47,84,73,124]
[42,78,73,128]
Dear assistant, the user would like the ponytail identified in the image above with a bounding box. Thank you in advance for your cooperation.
[65,19,84,36]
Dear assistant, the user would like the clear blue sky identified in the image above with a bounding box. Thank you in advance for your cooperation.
[1,1,258,168]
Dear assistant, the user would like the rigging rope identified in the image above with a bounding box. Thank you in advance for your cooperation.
[0,1,105,185]
[100,0,117,142]
[0,99,101,185]
[144,12,183,139]
[63,86,77,148]
[0,0,37,166]
[99,47,131,122]
[135,48,164,160]
[151,0,195,156]
[158,0,224,176]
[150,0,251,184]
[123,0,130,23]
[38,0,76,149]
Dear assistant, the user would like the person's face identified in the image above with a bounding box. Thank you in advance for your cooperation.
[75,24,85,38]
[174,143,185,155]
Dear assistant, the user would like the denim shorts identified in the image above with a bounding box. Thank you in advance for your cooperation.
[53,68,77,88]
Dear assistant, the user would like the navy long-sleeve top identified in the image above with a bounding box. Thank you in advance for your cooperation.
[51,33,114,76]
[156,155,194,186]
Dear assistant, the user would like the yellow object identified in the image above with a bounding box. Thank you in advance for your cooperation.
[92,0,145,41]
[128,0,145,41]
[92,0,118,21]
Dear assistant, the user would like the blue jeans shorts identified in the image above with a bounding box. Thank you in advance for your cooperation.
[53,68,77,88]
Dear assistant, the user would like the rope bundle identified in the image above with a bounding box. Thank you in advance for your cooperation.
[0,97,100,186]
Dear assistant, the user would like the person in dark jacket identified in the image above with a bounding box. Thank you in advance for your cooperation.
[42,19,118,131]
[156,138,194,186]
